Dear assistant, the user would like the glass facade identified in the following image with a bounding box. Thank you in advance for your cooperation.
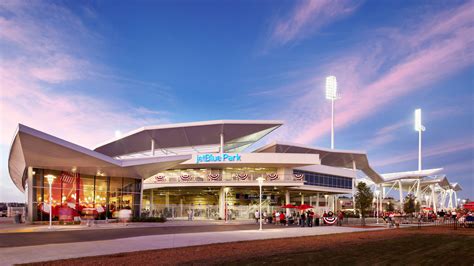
[30,168,141,222]
[293,170,352,189]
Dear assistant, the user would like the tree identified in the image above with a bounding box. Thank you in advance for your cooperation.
[385,201,395,212]
[403,194,416,215]
[355,182,373,226]
[415,201,421,213]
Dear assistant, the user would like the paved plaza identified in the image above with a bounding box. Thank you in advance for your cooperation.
[0,221,384,265]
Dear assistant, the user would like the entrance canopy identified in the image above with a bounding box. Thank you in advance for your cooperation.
[8,124,191,192]
[94,120,283,158]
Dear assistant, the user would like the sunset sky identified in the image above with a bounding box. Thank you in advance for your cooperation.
[1,0,473,201]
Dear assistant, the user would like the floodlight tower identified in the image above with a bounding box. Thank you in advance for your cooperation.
[414,109,426,171]
[326,76,339,149]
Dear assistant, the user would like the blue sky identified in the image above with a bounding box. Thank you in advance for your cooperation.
[0,0,472,201]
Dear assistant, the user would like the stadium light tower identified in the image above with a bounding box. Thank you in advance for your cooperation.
[326,76,339,149]
[414,109,426,171]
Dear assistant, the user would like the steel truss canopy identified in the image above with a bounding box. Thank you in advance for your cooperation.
[8,124,191,192]
[254,141,384,183]
[377,170,462,193]
[381,168,444,182]
[94,120,283,158]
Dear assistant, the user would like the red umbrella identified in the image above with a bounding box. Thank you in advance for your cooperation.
[463,202,474,211]
[297,204,314,210]
[281,204,296,208]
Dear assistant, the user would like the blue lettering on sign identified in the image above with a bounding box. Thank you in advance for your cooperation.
[196,153,242,164]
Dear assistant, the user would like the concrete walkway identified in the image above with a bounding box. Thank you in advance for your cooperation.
[0,219,256,233]
[0,226,385,265]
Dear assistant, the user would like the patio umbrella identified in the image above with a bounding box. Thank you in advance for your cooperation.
[463,202,474,211]
[297,204,314,210]
[281,204,296,209]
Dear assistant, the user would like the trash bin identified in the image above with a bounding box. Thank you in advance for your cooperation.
[14,213,22,224]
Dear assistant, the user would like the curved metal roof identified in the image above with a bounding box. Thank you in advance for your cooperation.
[254,141,384,183]
[381,168,444,182]
[94,120,283,157]
[8,124,191,192]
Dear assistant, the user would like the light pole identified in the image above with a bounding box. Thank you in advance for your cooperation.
[256,177,265,231]
[224,187,229,223]
[326,76,339,149]
[414,109,426,171]
[45,174,56,229]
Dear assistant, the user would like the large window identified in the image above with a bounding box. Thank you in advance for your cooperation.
[31,168,141,221]
[293,170,352,189]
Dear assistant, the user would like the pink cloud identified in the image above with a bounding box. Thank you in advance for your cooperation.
[279,1,474,145]
[372,137,474,167]
[268,0,361,47]
[0,2,170,149]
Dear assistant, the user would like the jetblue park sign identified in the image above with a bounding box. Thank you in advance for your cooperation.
[196,153,241,164]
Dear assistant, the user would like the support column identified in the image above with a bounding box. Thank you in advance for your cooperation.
[352,161,357,214]
[219,187,225,219]
[165,192,169,208]
[454,191,458,208]
[151,139,155,156]
[379,184,383,216]
[398,180,403,211]
[180,198,183,217]
[430,185,437,213]
[316,193,320,214]
[139,178,144,216]
[334,196,337,212]
[220,133,224,155]
[301,194,304,205]
[415,180,421,202]
[27,167,35,223]
[285,190,290,216]
[447,189,452,209]
[150,189,154,214]
[309,196,313,207]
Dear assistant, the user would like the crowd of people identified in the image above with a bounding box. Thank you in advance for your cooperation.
[381,209,474,228]
[254,209,345,227]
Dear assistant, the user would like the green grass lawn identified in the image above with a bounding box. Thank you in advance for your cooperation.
[226,234,474,266]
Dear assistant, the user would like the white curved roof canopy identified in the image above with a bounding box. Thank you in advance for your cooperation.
[8,124,191,192]
[254,141,384,183]
[94,120,283,158]
[381,168,444,182]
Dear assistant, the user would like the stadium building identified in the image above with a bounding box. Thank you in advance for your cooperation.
[8,120,461,222]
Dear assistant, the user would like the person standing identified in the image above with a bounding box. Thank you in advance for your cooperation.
[338,211,344,226]
[275,210,280,225]
[300,212,306,227]
[254,210,259,224]
[280,211,286,226]
[314,212,320,226]
[306,210,312,227]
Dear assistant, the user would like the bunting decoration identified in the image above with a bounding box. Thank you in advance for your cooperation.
[208,172,220,181]
[155,174,165,182]
[293,173,304,181]
[180,173,192,181]
[323,217,338,225]
[267,172,279,181]
[237,172,248,180]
